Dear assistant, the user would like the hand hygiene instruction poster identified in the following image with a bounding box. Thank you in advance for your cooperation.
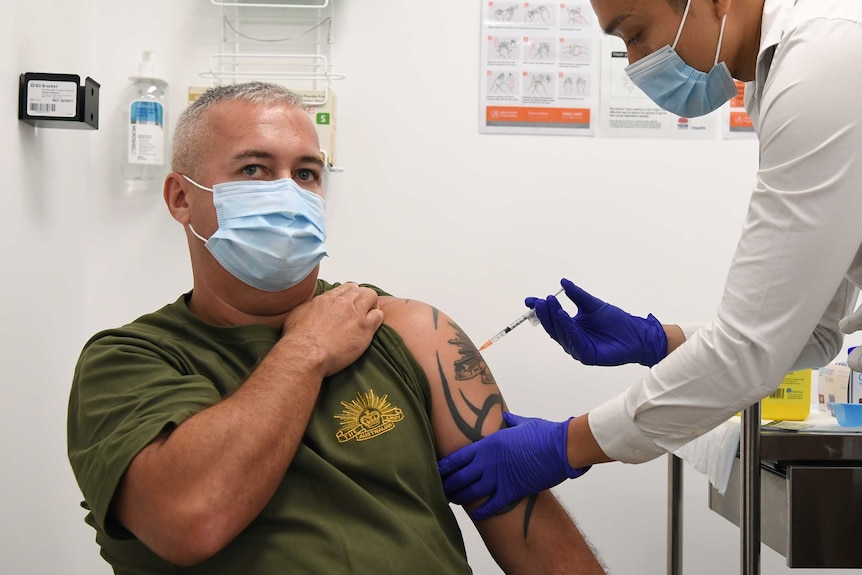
[480,2,601,135]
[598,36,718,139]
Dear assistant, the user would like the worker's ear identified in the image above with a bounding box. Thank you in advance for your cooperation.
[713,0,732,19]
[164,172,191,225]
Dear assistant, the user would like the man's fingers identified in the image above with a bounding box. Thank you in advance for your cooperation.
[336,284,382,326]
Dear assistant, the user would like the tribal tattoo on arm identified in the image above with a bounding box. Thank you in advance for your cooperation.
[436,316,537,533]
[439,321,500,441]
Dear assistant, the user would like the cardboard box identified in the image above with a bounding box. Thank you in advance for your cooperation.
[851,368,862,404]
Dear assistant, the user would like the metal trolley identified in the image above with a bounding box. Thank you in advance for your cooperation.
[668,404,862,574]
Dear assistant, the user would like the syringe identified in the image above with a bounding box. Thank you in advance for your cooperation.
[478,288,564,351]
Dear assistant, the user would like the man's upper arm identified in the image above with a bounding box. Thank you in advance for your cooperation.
[382,298,605,574]
[379,298,505,457]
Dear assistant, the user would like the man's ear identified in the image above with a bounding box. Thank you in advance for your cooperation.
[164,172,191,225]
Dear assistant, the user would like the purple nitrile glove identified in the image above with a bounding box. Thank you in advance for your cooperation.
[525,278,667,367]
[437,411,590,521]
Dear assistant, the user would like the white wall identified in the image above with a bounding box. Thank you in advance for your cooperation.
[2,2,216,574]
[2,1,858,574]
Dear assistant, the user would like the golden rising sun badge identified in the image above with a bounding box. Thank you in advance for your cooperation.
[335,389,404,443]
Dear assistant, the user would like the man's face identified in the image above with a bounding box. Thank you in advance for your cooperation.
[194,99,324,208]
[591,0,721,73]
[184,99,326,301]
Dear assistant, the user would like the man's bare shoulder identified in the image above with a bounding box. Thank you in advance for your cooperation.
[377,296,440,343]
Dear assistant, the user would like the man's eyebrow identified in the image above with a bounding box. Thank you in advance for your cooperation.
[603,12,632,35]
[231,150,275,162]
[229,150,325,168]
[299,154,326,169]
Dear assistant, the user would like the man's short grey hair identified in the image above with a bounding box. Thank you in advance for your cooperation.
[172,82,304,177]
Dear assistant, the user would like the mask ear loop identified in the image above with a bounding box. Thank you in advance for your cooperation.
[714,14,728,65]
[671,0,693,49]
[182,174,214,193]
[188,223,209,243]
[180,174,214,243]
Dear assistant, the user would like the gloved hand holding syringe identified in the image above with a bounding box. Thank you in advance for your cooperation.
[479,288,564,351]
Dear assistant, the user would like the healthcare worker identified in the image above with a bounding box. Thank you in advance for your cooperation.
[438,0,862,520]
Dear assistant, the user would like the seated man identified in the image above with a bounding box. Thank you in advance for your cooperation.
[67,82,603,574]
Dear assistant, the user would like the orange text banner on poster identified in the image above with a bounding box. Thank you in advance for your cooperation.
[486,106,591,125]
[728,80,754,132]
[730,111,753,130]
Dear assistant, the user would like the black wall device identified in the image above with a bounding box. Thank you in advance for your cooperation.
[18,73,100,130]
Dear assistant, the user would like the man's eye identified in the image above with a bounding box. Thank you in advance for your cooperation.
[626,34,640,47]
[241,165,261,177]
[296,169,317,182]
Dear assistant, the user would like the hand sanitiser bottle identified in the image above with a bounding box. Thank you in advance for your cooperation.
[121,50,168,193]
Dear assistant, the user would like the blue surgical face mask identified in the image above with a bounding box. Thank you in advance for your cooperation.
[183,175,328,292]
[624,0,737,118]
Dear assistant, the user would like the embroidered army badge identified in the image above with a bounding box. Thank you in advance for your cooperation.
[335,389,405,443]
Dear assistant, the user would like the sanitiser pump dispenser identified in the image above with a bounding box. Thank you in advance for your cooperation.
[121,50,168,191]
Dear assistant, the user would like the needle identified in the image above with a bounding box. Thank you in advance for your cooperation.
[478,288,564,351]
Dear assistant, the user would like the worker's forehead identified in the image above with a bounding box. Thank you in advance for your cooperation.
[590,0,675,31]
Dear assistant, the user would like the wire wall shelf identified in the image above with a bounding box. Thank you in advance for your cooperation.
[211,0,330,9]
[200,0,343,170]
[199,53,343,104]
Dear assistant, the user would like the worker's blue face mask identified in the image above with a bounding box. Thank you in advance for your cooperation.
[183,175,327,292]
[624,0,737,118]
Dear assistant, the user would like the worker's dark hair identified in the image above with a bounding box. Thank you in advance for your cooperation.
[666,0,688,12]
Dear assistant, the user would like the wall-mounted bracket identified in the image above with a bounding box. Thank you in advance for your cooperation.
[18,73,100,130]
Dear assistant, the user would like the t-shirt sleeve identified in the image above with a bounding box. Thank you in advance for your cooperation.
[67,332,222,538]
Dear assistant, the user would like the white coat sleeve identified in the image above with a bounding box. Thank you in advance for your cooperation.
[590,17,862,463]
[791,278,857,371]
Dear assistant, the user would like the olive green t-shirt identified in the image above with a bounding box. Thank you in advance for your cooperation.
[67,280,471,574]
